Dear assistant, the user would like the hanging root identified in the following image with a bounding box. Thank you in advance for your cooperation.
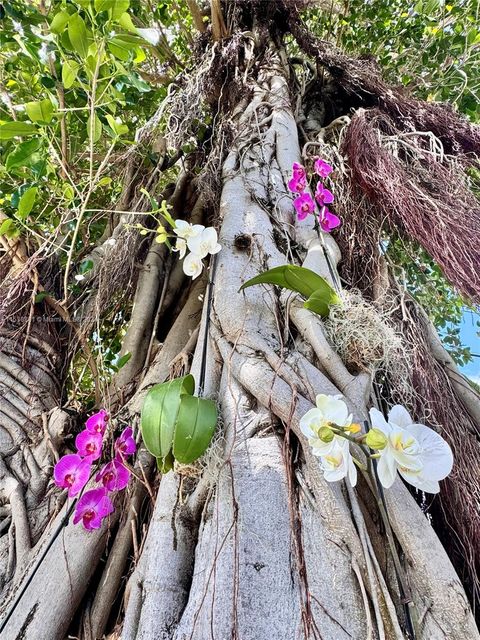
[286,1,480,157]
[382,296,480,608]
[339,109,480,303]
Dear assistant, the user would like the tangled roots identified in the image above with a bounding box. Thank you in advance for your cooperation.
[340,109,480,303]
[324,290,412,397]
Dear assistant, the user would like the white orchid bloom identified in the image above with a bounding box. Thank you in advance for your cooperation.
[173,220,205,240]
[136,28,161,46]
[300,394,352,456]
[319,439,357,486]
[174,237,187,259]
[369,405,453,493]
[187,227,222,259]
[182,252,203,280]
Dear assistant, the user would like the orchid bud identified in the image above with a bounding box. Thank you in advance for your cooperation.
[318,426,335,443]
[365,428,388,450]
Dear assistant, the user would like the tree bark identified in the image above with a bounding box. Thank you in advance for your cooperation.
[0,25,478,640]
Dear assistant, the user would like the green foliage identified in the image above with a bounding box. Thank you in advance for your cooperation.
[0,0,197,399]
[240,265,340,318]
[141,375,218,470]
[303,1,480,365]
[307,0,480,120]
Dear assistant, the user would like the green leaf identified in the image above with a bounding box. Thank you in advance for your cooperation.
[157,450,174,474]
[141,375,195,460]
[25,99,54,124]
[240,264,339,317]
[34,292,49,303]
[116,352,131,369]
[79,258,94,274]
[87,113,102,143]
[108,37,135,61]
[117,11,136,32]
[105,114,128,136]
[62,60,80,88]
[240,264,331,299]
[0,218,15,236]
[50,10,71,34]
[303,286,341,318]
[0,121,37,140]
[173,396,217,464]
[17,186,38,219]
[5,138,41,171]
[94,0,115,11]
[68,13,89,58]
[110,0,129,19]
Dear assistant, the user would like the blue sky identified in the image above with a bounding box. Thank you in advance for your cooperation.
[460,311,480,382]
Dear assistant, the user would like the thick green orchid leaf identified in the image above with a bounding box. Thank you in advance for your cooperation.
[240,265,326,298]
[141,374,194,461]
[172,395,217,464]
[240,264,339,317]
[304,286,341,318]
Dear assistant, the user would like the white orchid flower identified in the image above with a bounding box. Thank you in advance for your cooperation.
[369,405,453,493]
[182,252,203,279]
[300,394,352,456]
[174,220,205,239]
[319,439,357,486]
[174,237,187,259]
[187,227,222,259]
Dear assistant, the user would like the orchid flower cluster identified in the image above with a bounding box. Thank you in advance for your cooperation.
[300,394,453,493]
[53,410,136,531]
[288,158,341,232]
[134,217,221,281]
[172,220,221,280]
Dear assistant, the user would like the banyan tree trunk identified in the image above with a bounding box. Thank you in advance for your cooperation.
[1,13,479,640]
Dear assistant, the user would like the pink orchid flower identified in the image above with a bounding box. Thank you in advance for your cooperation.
[293,193,315,221]
[288,162,307,193]
[114,427,136,458]
[75,429,103,461]
[315,182,334,206]
[53,454,91,498]
[287,176,306,193]
[314,158,333,178]
[319,207,341,232]
[292,162,306,180]
[96,459,130,492]
[85,409,108,435]
[73,487,114,531]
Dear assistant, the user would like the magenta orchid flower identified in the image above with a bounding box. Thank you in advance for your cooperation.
[292,162,306,180]
[96,459,130,492]
[85,409,108,435]
[73,487,114,531]
[315,182,334,206]
[293,193,315,221]
[288,176,306,193]
[288,162,307,193]
[314,158,333,178]
[75,429,103,461]
[114,427,136,458]
[53,454,91,498]
[319,207,341,232]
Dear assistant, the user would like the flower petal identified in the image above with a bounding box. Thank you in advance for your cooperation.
[377,449,397,488]
[299,408,323,438]
[407,424,453,480]
[388,405,413,429]
[316,394,349,426]
[369,408,392,435]
[398,468,440,494]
